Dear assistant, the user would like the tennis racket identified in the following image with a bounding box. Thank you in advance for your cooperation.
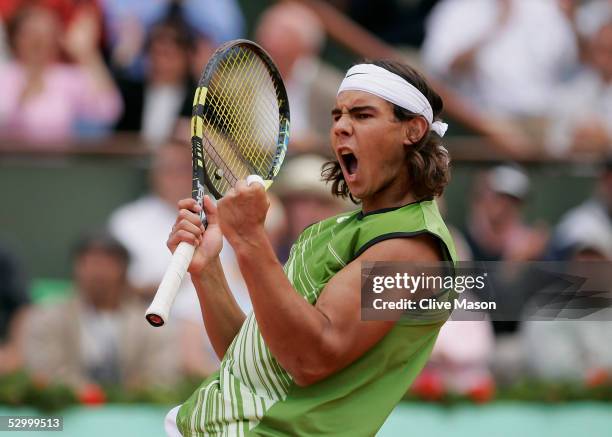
[145,39,290,327]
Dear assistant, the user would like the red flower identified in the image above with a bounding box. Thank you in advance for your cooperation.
[468,379,495,403]
[78,384,106,406]
[586,368,609,388]
[32,375,50,390]
[411,370,445,401]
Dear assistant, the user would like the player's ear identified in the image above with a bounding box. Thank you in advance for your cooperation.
[402,117,428,146]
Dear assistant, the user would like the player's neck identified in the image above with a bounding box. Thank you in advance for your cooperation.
[361,190,417,214]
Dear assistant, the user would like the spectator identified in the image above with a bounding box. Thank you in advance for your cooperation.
[464,165,549,335]
[0,6,122,144]
[114,15,197,147]
[339,0,441,48]
[23,231,179,389]
[548,159,612,261]
[0,244,29,375]
[546,5,612,156]
[422,0,579,143]
[464,165,548,262]
[413,317,496,399]
[108,140,201,300]
[255,1,343,154]
[522,228,612,382]
[100,0,244,78]
[522,319,612,382]
[108,140,219,376]
[0,0,95,25]
[576,0,612,48]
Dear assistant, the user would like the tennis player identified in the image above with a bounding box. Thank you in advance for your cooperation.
[165,60,457,436]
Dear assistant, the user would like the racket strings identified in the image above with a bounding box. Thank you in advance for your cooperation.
[201,46,281,194]
[217,53,271,165]
[206,79,259,189]
[213,51,277,168]
[203,65,254,189]
[201,136,240,186]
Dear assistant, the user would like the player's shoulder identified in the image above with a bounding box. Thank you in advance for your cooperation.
[357,233,442,263]
[353,199,451,260]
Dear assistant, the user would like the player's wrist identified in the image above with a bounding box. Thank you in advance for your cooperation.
[191,256,223,279]
[233,231,280,276]
[231,227,269,258]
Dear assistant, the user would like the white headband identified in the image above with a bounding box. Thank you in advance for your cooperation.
[337,64,448,137]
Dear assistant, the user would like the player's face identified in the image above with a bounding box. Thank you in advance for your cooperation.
[331,90,413,211]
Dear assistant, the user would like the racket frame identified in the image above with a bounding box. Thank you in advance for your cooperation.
[191,39,290,202]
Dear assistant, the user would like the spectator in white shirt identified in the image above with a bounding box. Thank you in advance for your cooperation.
[113,15,197,148]
[546,4,612,156]
[422,0,579,122]
[109,140,222,377]
[108,139,287,376]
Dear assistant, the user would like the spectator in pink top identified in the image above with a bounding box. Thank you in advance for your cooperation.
[0,6,122,145]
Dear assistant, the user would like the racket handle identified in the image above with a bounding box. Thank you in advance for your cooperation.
[145,242,195,327]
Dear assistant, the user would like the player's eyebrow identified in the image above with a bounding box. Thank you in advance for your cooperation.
[331,105,378,116]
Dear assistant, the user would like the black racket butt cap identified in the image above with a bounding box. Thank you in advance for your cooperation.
[146,314,165,327]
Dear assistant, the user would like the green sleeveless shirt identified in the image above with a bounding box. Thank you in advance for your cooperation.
[177,199,457,436]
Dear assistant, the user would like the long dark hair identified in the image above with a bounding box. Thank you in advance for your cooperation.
[322,60,450,203]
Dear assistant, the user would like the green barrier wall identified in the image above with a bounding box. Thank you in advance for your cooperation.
[0,152,598,280]
[0,154,148,279]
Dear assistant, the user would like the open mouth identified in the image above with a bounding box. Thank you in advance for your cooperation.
[340,152,358,176]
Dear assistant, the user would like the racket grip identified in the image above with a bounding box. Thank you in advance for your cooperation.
[145,242,195,327]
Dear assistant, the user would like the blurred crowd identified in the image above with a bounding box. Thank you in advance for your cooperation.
[1,0,612,401]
